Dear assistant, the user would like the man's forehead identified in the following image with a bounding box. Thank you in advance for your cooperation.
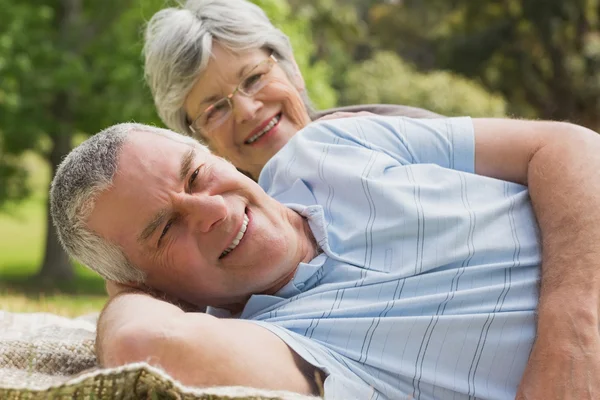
[122,130,206,163]
[127,128,186,150]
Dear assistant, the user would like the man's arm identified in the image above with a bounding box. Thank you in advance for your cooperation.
[97,291,321,394]
[472,118,600,399]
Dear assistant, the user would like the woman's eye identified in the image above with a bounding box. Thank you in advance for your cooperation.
[244,74,263,89]
[207,103,228,122]
[204,110,215,122]
[205,108,220,122]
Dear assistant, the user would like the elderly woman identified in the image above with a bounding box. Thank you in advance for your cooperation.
[143,0,437,179]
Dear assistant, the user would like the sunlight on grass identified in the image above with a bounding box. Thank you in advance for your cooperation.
[0,152,48,271]
[1,293,106,317]
[0,196,46,271]
[1,152,107,316]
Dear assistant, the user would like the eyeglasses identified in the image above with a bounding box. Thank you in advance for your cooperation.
[189,54,278,135]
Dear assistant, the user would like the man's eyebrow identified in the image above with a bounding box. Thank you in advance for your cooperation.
[137,147,196,245]
[179,147,196,182]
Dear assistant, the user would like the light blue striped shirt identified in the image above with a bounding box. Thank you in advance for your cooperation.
[227,117,541,399]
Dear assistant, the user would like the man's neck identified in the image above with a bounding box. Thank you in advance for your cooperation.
[222,211,320,315]
[262,211,320,295]
[301,215,321,262]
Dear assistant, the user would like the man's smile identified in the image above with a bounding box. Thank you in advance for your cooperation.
[220,211,249,258]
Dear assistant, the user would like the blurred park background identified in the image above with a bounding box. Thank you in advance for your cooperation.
[1,0,599,317]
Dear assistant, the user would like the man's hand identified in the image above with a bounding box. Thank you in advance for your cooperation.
[517,302,600,399]
[105,280,136,298]
[104,280,203,312]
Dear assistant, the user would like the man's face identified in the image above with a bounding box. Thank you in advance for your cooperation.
[87,130,309,310]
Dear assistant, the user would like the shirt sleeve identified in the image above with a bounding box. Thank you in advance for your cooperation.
[313,104,443,119]
[304,116,475,174]
[247,320,377,400]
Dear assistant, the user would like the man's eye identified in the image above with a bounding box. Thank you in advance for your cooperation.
[189,167,200,189]
[159,219,173,241]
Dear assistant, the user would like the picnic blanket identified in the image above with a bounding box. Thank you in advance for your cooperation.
[0,310,318,399]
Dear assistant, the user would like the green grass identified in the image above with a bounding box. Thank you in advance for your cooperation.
[0,196,46,268]
[0,153,107,317]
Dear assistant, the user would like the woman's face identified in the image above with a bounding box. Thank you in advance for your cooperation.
[183,43,311,179]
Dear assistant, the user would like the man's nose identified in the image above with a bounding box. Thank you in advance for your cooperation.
[232,94,263,124]
[178,194,227,233]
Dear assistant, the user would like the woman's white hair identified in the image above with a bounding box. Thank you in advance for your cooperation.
[144,0,314,138]
[50,123,206,283]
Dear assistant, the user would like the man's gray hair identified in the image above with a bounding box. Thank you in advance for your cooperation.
[50,123,204,283]
[144,0,314,138]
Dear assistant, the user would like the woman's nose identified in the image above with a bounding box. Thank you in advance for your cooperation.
[232,94,263,124]
[178,194,227,233]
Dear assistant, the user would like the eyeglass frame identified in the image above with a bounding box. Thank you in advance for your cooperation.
[188,54,279,136]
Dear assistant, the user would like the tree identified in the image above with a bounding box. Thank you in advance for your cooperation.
[0,0,337,282]
[0,0,166,281]
[369,0,600,130]
[286,0,367,95]
[253,0,339,109]
[343,51,506,117]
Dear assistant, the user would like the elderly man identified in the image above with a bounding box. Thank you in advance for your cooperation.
[51,117,600,399]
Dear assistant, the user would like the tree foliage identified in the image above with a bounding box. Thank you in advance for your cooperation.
[287,0,367,92]
[0,0,163,206]
[370,0,600,129]
[253,0,339,109]
[0,0,169,280]
[344,51,506,117]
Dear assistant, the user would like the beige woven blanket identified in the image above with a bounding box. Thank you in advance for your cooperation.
[0,311,318,399]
